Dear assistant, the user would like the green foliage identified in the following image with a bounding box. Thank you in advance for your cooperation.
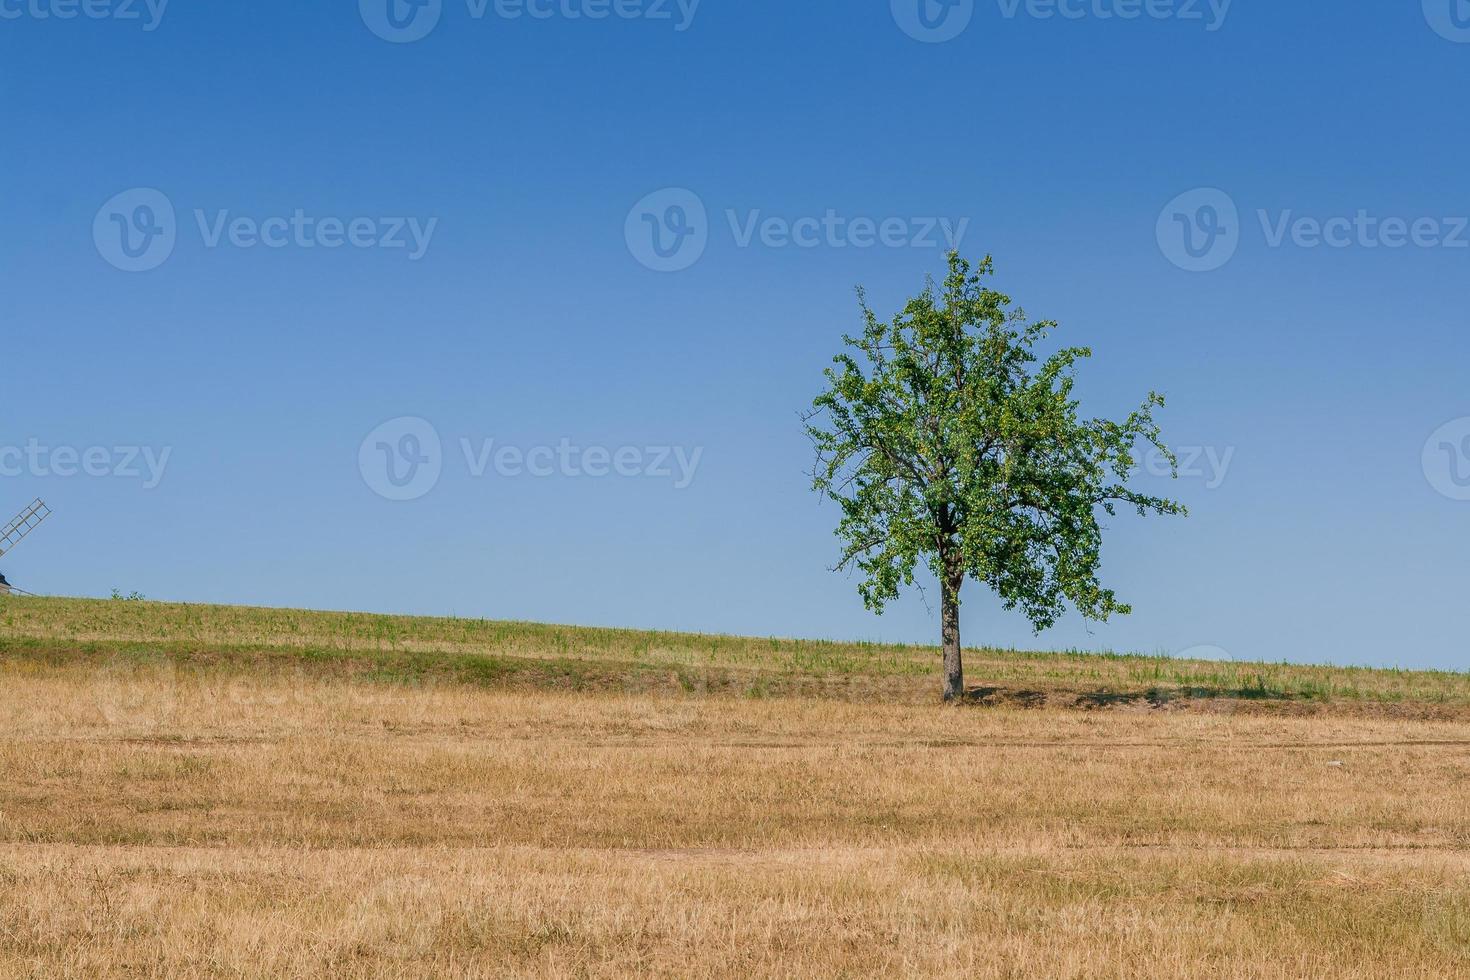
[110,590,147,602]
[807,252,1186,632]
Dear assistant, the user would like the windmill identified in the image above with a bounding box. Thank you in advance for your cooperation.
[0,499,52,596]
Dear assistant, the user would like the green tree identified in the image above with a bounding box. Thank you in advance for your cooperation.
[806,253,1186,700]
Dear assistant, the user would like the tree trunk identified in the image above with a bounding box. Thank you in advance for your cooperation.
[941,573,963,701]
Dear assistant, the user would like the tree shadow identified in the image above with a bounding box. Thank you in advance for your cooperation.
[962,686,1049,708]
[1073,685,1306,709]
[1174,685,1302,702]
[959,684,1310,711]
[1072,689,1154,709]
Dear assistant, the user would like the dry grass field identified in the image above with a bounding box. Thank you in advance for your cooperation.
[3,596,1470,977]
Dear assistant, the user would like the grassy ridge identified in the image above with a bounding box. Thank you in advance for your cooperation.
[1,595,1467,707]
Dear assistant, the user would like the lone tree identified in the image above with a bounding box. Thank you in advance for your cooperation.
[807,253,1186,701]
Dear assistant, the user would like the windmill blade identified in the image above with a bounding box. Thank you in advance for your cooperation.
[0,499,51,558]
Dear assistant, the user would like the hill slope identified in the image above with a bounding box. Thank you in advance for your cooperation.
[2,595,1465,713]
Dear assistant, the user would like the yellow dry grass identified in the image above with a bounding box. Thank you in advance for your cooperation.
[1,663,1468,977]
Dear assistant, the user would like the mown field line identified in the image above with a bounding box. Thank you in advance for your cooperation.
[3,841,1469,865]
[12,734,1470,751]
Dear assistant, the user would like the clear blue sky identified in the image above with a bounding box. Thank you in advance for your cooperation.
[3,2,1468,670]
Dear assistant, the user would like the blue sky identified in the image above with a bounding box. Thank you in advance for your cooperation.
[3,1,1468,670]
